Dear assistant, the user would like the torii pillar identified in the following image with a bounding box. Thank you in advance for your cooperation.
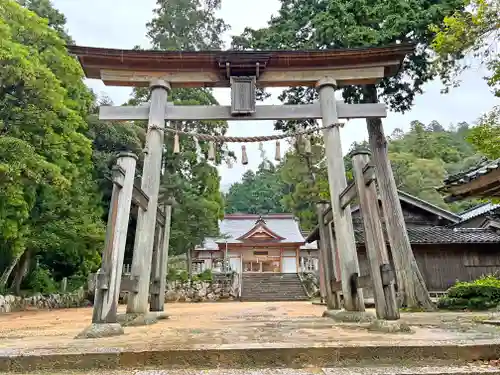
[126,79,170,322]
[317,78,365,315]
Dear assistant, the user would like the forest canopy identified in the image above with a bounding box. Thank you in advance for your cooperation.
[224,120,484,231]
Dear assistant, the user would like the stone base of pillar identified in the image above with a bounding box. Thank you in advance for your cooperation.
[74,323,124,339]
[150,311,169,320]
[118,312,159,327]
[323,309,376,323]
[368,319,413,333]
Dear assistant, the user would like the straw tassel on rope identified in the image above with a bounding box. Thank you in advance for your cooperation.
[208,141,216,161]
[275,140,281,161]
[304,135,312,154]
[173,132,180,154]
[241,145,248,165]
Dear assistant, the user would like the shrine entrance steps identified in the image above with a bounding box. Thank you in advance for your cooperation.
[240,273,309,301]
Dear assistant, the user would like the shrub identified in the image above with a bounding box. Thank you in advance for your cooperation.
[438,275,500,310]
[197,269,213,282]
[26,266,58,295]
[166,268,189,282]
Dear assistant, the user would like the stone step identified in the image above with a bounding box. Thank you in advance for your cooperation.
[31,365,500,375]
[241,273,307,302]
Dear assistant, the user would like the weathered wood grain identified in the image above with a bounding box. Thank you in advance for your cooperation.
[99,102,387,121]
[318,78,364,312]
[351,150,399,320]
[127,80,169,315]
[93,152,137,324]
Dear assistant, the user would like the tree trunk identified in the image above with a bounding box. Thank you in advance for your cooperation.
[187,248,192,279]
[0,250,25,291]
[363,84,434,311]
[11,249,31,295]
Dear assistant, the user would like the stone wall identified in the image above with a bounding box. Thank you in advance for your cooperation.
[119,278,239,304]
[299,272,320,298]
[0,288,89,313]
[0,273,239,313]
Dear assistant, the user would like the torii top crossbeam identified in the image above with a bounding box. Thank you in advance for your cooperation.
[68,44,413,88]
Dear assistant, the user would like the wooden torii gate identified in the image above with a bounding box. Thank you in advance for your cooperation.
[70,44,414,337]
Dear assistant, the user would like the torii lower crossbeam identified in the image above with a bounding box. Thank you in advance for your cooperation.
[100,103,387,122]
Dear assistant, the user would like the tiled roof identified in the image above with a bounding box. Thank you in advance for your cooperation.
[441,159,500,188]
[197,214,307,250]
[459,203,500,221]
[354,226,500,245]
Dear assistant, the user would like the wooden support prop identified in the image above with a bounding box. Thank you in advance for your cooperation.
[350,148,399,320]
[366,100,433,309]
[330,273,372,292]
[105,173,166,227]
[127,80,170,315]
[132,184,149,211]
[317,242,327,302]
[318,78,364,312]
[316,204,339,310]
[150,200,174,312]
[325,220,342,308]
[92,152,137,324]
[339,182,357,210]
[99,102,387,122]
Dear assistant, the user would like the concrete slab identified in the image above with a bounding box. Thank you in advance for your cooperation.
[0,302,499,373]
[6,365,500,375]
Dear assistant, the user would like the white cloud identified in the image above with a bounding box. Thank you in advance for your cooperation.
[53,0,498,188]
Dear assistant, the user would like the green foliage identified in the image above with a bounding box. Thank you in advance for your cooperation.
[467,106,500,159]
[25,265,58,294]
[17,0,74,43]
[438,275,500,310]
[167,268,190,282]
[147,0,229,51]
[225,161,287,214]
[279,137,330,231]
[192,268,213,282]
[0,0,105,290]
[430,0,500,96]
[232,0,466,127]
[225,120,483,231]
[133,0,230,256]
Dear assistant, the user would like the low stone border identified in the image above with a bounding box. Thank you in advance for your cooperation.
[6,365,500,375]
[2,343,500,373]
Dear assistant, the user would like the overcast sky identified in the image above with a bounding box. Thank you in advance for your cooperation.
[53,0,498,189]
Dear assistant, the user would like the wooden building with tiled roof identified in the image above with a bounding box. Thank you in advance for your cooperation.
[306,190,500,294]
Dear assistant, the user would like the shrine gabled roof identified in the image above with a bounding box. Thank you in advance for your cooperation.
[68,44,415,87]
[196,214,307,250]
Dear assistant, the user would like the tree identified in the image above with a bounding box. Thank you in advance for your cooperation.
[135,0,230,258]
[17,0,73,43]
[430,0,500,97]
[467,106,500,159]
[0,1,105,292]
[279,137,330,231]
[225,161,287,215]
[232,0,466,309]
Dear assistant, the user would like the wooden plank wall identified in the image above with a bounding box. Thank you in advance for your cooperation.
[356,243,500,296]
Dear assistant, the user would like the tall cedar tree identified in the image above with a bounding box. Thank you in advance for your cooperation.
[232,0,466,309]
[132,0,230,263]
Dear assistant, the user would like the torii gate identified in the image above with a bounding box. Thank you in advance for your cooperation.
[70,44,414,337]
